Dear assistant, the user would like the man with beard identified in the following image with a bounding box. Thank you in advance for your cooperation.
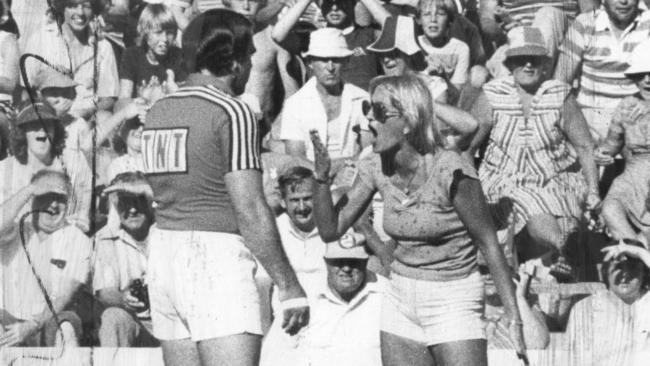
[93,171,159,347]
[0,170,91,346]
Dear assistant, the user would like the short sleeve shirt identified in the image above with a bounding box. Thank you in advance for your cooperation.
[93,226,148,292]
[606,96,650,156]
[142,73,261,232]
[558,9,650,109]
[23,23,119,117]
[279,77,369,161]
[418,36,470,86]
[357,149,479,281]
[0,224,91,319]
[119,46,188,97]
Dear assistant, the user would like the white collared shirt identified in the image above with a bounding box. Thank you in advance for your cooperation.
[279,77,369,161]
[0,224,91,320]
[93,226,148,293]
[260,274,384,366]
[270,214,328,314]
[298,275,384,366]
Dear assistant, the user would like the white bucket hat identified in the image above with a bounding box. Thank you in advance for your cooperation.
[625,39,650,76]
[304,28,353,58]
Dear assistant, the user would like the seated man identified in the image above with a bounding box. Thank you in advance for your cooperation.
[567,239,650,365]
[279,28,371,162]
[93,171,159,347]
[0,170,91,346]
[260,241,383,366]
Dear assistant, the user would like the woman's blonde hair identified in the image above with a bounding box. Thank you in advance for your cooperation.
[137,4,178,46]
[369,74,441,154]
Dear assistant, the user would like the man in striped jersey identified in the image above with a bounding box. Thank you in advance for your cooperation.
[555,0,650,144]
[142,9,309,366]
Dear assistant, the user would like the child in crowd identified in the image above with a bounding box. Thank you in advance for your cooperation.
[417,0,470,100]
[118,3,186,104]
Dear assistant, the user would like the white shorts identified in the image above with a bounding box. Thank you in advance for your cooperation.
[148,227,262,341]
[381,271,485,346]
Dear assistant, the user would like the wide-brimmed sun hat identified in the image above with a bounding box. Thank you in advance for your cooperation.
[625,39,650,76]
[505,26,548,59]
[367,16,421,56]
[304,28,353,58]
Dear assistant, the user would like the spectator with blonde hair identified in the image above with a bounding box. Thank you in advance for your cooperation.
[310,73,526,366]
[118,3,186,106]
[417,0,470,99]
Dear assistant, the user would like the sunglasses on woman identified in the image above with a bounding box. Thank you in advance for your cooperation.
[362,100,401,123]
[508,55,544,67]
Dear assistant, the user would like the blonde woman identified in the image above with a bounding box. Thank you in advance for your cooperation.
[311,74,525,366]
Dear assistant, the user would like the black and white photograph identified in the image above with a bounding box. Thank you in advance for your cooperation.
[0,0,649,365]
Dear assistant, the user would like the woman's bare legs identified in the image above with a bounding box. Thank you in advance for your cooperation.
[381,331,435,366]
[430,339,488,366]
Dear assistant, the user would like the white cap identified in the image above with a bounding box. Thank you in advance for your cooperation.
[324,232,369,259]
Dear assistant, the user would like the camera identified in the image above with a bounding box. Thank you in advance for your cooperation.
[129,279,150,311]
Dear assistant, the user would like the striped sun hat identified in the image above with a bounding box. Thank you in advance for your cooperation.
[505,26,547,58]
[367,16,421,56]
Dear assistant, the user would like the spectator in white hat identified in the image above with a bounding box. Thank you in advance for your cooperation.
[280,28,371,163]
[297,236,383,366]
[599,39,650,244]
[261,237,384,366]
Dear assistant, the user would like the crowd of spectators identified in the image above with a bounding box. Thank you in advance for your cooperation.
[0,0,649,365]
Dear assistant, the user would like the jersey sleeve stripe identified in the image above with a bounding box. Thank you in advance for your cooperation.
[167,86,261,171]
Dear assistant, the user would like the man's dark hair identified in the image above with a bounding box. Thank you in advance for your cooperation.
[278,166,314,198]
[182,9,254,76]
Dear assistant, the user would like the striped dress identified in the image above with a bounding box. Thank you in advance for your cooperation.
[479,77,585,234]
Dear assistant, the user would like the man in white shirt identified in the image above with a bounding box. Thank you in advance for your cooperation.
[261,232,383,366]
[0,169,91,346]
[279,28,370,162]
